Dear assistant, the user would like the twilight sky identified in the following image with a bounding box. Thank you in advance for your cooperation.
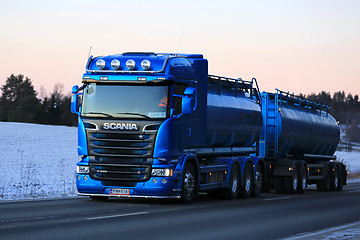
[0,0,359,97]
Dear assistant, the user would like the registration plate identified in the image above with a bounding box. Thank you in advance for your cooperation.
[109,188,130,196]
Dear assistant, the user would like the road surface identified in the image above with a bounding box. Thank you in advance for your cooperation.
[1,182,360,240]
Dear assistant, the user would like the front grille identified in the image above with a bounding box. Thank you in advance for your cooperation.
[86,129,157,181]
[89,163,151,181]
[88,132,155,158]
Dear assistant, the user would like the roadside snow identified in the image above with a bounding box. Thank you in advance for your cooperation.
[335,151,360,176]
[0,122,78,201]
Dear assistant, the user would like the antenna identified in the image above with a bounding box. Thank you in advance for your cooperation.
[176,31,184,54]
[87,46,93,58]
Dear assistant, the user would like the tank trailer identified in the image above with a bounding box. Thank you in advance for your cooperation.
[71,52,346,202]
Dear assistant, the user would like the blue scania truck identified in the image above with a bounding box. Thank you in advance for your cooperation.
[71,52,346,202]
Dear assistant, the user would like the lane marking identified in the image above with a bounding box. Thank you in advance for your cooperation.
[264,197,291,201]
[86,211,149,220]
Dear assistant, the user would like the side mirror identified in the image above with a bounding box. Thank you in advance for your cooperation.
[182,87,196,115]
[71,85,80,114]
[72,85,79,94]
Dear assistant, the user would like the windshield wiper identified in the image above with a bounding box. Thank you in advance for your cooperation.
[82,112,114,118]
[116,112,152,120]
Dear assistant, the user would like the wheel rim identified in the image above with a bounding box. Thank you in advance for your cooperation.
[184,171,195,197]
[256,169,262,187]
[245,169,251,192]
[302,176,307,190]
[334,170,339,188]
[232,178,238,192]
[293,170,298,191]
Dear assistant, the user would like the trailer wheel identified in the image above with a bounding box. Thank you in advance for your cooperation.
[223,164,240,200]
[316,164,331,191]
[181,162,197,203]
[297,165,307,194]
[241,163,253,198]
[252,164,263,197]
[330,166,339,191]
[90,196,109,201]
[274,177,284,194]
[338,165,345,191]
[284,165,298,194]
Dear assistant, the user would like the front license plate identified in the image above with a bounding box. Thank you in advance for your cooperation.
[109,188,130,196]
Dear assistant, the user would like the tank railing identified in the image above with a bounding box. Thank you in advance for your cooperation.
[275,89,329,115]
[208,75,261,104]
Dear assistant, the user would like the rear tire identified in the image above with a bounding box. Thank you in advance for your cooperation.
[223,164,240,200]
[317,164,331,191]
[338,165,345,191]
[181,162,197,203]
[297,165,307,194]
[274,177,284,194]
[284,165,298,194]
[252,164,263,197]
[331,166,339,191]
[241,163,253,198]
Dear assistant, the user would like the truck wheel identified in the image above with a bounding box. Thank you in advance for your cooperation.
[338,165,345,191]
[330,166,339,191]
[223,164,240,200]
[316,164,331,191]
[297,165,307,194]
[181,162,197,203]
[252,164,263,197]
[241,163,253,198]
[284,165,298,194]
[90,196,109,201]
[274,177,284,194]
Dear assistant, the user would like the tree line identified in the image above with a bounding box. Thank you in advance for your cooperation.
[0,74,359,129]
[0,74,76,126]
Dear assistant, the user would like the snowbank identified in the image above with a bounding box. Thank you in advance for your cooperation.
[0,122,78,201]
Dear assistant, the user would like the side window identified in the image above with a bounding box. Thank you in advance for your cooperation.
[173,83,188,115]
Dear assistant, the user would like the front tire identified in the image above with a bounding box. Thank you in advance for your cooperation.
[181,162,197,203]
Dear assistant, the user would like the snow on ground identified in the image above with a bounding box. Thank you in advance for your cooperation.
[0,122,78,201]
[335,151,360,177]
[0,122,359,201]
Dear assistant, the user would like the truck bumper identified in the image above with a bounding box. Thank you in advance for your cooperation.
[76,174,181,199]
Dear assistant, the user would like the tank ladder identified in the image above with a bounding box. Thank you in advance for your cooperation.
[264,91,279,158]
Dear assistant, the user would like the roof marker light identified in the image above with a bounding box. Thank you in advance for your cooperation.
[126,59,136,70]
[111,59,121,70]
[96,59,106,70]
[141,59,151,70]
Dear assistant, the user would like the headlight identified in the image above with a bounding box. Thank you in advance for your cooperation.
[151,168,173,177]
[77,166,89,174]
[96,59,106,70]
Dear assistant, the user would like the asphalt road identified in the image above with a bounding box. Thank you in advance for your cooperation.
[1,182,360,240]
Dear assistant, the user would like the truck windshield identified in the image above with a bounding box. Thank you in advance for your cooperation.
[81,83,169,119]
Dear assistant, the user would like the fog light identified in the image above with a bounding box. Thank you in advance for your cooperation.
[83,176,88,181]
[161,179,167,184]
[77,175,80,180]
[152,178,157,183]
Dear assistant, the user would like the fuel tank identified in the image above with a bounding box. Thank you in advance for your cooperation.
[261,92,340,157]
[206,85,263,147]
